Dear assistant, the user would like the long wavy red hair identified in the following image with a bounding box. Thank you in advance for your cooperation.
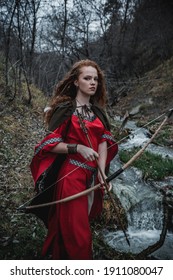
[45,59,107,124]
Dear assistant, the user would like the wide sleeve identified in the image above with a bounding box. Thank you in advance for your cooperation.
[30,118,70,185]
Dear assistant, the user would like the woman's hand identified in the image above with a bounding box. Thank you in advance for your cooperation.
[97,171,112,191]
[77,144,99,161]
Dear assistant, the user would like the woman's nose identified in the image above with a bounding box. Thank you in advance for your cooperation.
[90,79,96,84]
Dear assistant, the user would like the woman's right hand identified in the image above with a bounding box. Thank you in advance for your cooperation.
[77,144,99,162]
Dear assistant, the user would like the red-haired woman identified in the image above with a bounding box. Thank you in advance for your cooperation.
[29,59,118,259]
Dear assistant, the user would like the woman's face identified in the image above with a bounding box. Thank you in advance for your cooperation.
[74,66,98,98]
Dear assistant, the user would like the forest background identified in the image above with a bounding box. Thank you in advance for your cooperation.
[0,0,173,259]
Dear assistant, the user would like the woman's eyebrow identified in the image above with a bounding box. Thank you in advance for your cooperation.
[83,74,98,78]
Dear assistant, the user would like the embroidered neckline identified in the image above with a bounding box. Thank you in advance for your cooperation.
[73,110,96,122]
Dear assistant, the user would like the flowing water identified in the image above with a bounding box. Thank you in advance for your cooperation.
[103,120,173,259]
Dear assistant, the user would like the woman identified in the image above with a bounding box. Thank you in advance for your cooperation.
[29,59,118,259]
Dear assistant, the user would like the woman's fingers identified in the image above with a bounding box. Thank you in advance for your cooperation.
[78,144,98,161]
[97,173,112,191]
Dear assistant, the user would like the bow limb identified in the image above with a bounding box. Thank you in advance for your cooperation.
[19,182,102,211]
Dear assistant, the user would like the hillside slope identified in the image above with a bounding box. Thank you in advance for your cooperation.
[111,56,173,120]
[0,89,48,259]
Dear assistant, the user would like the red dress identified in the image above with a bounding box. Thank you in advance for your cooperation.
[30,112,118,259]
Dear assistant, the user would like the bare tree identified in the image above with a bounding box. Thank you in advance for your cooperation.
[0,0,18,96]
[0,0,41,102]
[2,0,172,102]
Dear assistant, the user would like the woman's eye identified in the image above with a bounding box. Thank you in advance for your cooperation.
[84,77,98,81]
[84,77,90,80]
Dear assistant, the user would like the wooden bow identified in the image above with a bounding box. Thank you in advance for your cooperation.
[18,109,173,210]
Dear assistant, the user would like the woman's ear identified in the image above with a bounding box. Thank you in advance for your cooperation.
[74,80,78,87]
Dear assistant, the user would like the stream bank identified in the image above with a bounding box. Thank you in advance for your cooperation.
[102,118,173,259]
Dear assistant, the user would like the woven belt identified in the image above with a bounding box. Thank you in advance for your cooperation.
[69,159,97,172]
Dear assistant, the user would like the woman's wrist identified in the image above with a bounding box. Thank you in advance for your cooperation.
[67,144,78,154]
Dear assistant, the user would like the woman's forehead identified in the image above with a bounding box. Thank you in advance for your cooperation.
[79,66,98,76]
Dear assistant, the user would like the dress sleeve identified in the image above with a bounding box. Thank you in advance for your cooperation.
[34,118,70,157]
[100,128,118,165]
[30,118,70,184]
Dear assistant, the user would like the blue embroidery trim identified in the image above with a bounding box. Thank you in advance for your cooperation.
[101,134,114,141]
[35,137,63,155]
[69,159,97,172]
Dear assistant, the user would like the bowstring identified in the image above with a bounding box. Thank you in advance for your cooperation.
[19,110,168,209]
[106,110,167,152]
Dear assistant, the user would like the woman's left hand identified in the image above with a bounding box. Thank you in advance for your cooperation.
[97,172,112,191]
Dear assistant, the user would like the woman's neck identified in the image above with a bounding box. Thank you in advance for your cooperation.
[75,95,90,106]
